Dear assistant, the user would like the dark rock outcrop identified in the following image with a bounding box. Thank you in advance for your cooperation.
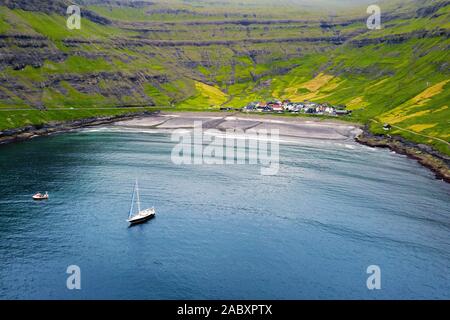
[0,0,111,25]
[356,128,450,183]
[416,0,450,18]
[0,35,67,70]
[348,29,449,47]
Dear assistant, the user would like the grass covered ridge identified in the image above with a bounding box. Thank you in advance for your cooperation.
[0,0,448,155]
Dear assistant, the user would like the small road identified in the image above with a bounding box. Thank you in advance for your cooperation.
[370,119,449,146]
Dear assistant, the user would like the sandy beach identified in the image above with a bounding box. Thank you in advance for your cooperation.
[113,112,363,140]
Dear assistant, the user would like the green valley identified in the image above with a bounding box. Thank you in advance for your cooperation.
[0,0,449,154]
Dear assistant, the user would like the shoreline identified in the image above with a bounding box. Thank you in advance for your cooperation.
[113,112,363,141]
[0,111,159,145]
[356,127,450,183]
[0,111,448,183]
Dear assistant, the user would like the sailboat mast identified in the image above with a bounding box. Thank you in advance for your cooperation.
[136,179,141,213]
[129,181,136,219]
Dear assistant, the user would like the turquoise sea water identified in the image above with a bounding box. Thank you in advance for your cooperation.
[0,128,449,299]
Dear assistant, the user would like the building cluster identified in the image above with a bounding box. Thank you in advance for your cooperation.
[240,100,352,116]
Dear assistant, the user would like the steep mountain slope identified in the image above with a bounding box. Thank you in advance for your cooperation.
[0,0,449,154]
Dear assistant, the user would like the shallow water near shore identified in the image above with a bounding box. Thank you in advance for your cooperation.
[0,128,449,299]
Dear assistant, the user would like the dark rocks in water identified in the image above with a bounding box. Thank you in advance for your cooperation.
[356,128,450,183]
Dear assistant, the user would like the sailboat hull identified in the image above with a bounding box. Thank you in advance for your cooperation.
[127,208,156,225]
[127,213,155,225]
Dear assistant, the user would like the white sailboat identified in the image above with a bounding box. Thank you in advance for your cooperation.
[127,180,155,225]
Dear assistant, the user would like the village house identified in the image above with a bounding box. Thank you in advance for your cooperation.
[241,99,349,116]
[335,109,351,116]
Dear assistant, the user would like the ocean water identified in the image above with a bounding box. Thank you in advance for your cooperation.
[0,128,449,299]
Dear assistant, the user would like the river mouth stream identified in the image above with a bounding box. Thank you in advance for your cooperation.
[0,128,449,299]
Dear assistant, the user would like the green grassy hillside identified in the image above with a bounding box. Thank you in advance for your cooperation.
[0,0,448,154]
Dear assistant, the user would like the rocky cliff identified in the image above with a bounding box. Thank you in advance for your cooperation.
[0,0,448,159]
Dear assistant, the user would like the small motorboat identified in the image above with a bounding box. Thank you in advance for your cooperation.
[33,192,49,200]
[127,180,155,226]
